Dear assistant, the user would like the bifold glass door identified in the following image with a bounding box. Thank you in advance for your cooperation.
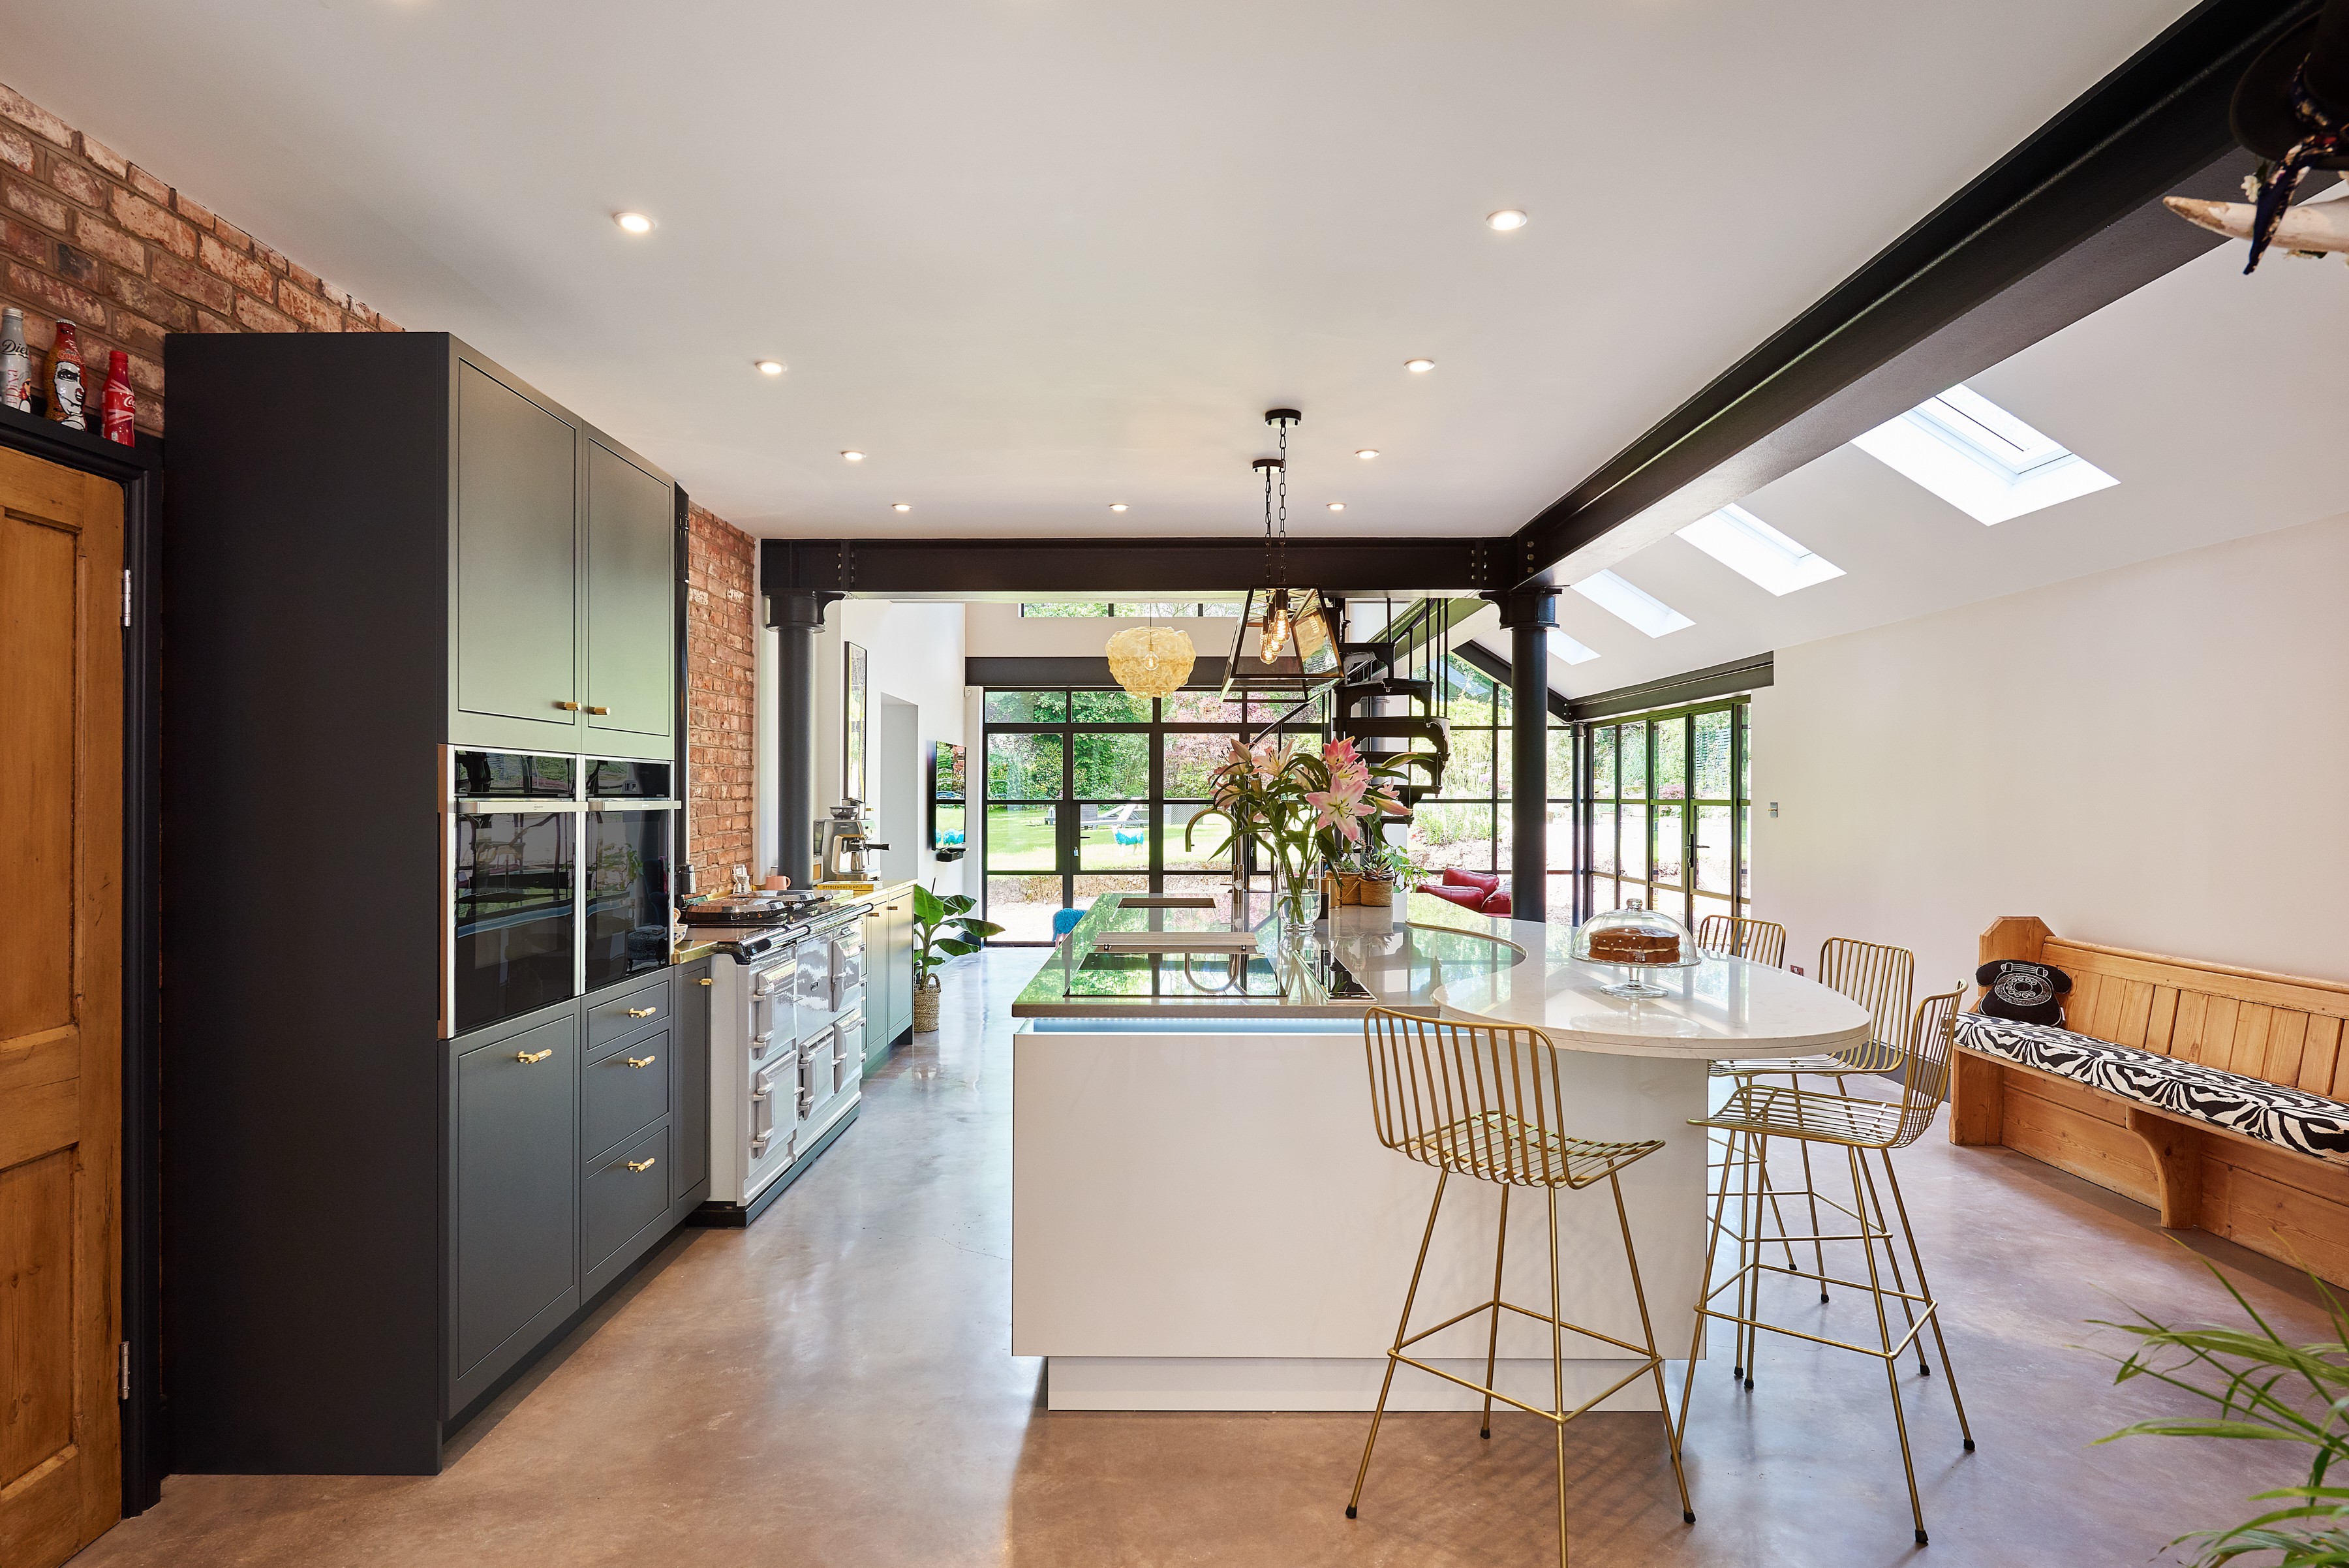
[1578,700,1749,929]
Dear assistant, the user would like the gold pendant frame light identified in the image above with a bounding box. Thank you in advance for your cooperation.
[1223,408,1342,699]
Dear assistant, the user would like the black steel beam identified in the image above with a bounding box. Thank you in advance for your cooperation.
[760,534,1502,600]
[1490,591,1559,922]
[1507,0,2315,588]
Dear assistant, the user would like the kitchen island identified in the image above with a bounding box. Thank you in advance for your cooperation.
[1009,892,1869,1412]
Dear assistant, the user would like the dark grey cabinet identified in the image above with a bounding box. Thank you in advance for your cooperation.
[452,1013,579,1407]
[161,330,701,1477]
[455,362,579,737]
[675,960,711,1200]
[587,440,675,742]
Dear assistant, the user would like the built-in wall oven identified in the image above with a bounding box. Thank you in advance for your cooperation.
[442,748,676,1039]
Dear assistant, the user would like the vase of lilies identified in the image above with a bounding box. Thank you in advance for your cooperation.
[1186,735,1407,949]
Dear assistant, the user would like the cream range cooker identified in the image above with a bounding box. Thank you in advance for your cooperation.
[700,900,869,1223]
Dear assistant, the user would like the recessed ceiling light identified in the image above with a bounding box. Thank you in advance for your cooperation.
[613,211,654,235]
[1356,449,1379,459]
[755,360,784,376]
[840,450,865,461]
[1109,502,1128,512]
[893,502,912,512]
[1486,209,1528,231]
[1405,358,1435,373]
[1326,502,1345,512]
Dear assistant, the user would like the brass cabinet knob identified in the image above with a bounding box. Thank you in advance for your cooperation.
[626,1006,656,1018]
[554,700,581,711]
[587,705,611,716]
[515,1048,553,1065]
[625,1054,657,1069]
[626,1156,657,1173]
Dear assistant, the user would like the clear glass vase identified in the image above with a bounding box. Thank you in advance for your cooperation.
[1274,857,1317,955]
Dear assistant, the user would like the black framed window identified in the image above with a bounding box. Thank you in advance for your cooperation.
[1575,698,1750,929]
[981,687,1319,944]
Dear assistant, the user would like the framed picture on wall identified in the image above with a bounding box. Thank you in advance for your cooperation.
[844,641,868,804]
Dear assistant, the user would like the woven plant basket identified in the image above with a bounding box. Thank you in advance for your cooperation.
[912,980,942,1034]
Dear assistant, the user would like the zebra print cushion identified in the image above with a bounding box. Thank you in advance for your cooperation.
[1955,1013,2349,1165]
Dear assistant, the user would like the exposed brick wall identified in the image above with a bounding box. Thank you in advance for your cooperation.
[0,80,398,435]
[687,504,759,891]
[0,78,758,880]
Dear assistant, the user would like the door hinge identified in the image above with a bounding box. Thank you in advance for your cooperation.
[121,568,131,629]
[119,1340,130,1400]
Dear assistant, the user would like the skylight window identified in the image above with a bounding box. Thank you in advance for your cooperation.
[1676,504,1844,595]
[1571,571,1692,638]
[1554,631,1601,665]
[1851,382,2116,525]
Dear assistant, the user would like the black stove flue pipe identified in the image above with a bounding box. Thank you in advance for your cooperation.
[766,585,841,890]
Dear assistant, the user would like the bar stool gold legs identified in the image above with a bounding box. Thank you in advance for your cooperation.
[1680,988,1975,1546]
[1347,1008,1693,1567]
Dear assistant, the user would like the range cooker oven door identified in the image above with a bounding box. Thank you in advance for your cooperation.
[829,928,868,1015]
[584,759,679,994]
[752,1053,797,1164]
[748,954,796,1064]
[797,1026,837,1122]
[831,1007,865,1098]
[448,749,581,1038]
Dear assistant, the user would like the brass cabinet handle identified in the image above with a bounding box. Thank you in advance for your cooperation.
[698,977,714,987]
[626,1054,657,1069]
[587,705,611,716]
[626,1156,657,1173]
[626,1006,656,1019]
[554,700,581,711]
[515,1048,553,1065]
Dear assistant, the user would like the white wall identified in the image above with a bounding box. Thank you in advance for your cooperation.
[810,600,970,897]
[1751,511,2349,993]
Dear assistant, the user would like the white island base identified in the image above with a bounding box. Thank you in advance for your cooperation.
[1013,1020,1710,1413]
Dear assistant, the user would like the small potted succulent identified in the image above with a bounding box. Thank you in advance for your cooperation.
[1342,842,1417,906]
[910,884,1002,1034]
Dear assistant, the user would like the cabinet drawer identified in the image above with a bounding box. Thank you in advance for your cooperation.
[587,976,670,1049]
[583,1025,670,1159]
[583,1123,670,1278]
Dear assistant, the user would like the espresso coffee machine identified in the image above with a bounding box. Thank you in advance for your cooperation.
[815,801,889,882]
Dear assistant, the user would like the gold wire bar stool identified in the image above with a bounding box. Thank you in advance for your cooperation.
[1346,1007,1692,1567]
[1707,936,1915,1349]
[1678,987,1975,1546]
[1692,914,1787,968]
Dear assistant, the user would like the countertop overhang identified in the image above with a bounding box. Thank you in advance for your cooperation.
[1013,892,1871,1060]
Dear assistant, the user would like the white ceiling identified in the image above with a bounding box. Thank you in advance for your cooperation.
[9,0,2189,537]
[1470,222,2349,698]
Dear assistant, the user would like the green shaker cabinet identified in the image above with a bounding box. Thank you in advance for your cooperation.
[455,363,580,741]
[586,440,675,743]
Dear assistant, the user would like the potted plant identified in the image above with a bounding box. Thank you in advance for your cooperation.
[1186,737,1407,938]
[910,884,1002,1033]
[2096,1260,2349,1564]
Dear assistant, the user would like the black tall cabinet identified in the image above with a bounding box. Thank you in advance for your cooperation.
[161,333,707,1475]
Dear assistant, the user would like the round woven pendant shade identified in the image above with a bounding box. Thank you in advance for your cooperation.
[1105,624,1195,700]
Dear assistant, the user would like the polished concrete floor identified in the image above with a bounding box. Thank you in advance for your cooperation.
[78,948,2335,1567]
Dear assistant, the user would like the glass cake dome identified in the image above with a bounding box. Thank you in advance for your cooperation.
[1571,899,1700,998]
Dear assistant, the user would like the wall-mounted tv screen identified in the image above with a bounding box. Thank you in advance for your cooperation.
[930,742,966,857]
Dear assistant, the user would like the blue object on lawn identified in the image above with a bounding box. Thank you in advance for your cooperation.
[1113,827,1146,846]
[1052,908,1085,938]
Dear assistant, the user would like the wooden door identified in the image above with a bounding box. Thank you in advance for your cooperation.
[583,441,673,745]
[0,448,123,1568]
[454,361,579,737]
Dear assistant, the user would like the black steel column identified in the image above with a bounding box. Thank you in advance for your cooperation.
[765,587,838,888]
[1489,589,1558,922]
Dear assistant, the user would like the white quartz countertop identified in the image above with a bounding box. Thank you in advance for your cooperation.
[1021,892,1870,1062]
[1324,898,1867,1061]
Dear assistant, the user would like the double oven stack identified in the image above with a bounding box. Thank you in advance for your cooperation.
[444,749,676,1035]
[705,907,868,1222]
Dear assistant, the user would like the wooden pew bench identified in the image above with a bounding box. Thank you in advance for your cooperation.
[1949,917,2349,1286]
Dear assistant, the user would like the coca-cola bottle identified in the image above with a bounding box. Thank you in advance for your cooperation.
[100,350,134,445]
[0,308,29,413]
[46,319,85,430]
